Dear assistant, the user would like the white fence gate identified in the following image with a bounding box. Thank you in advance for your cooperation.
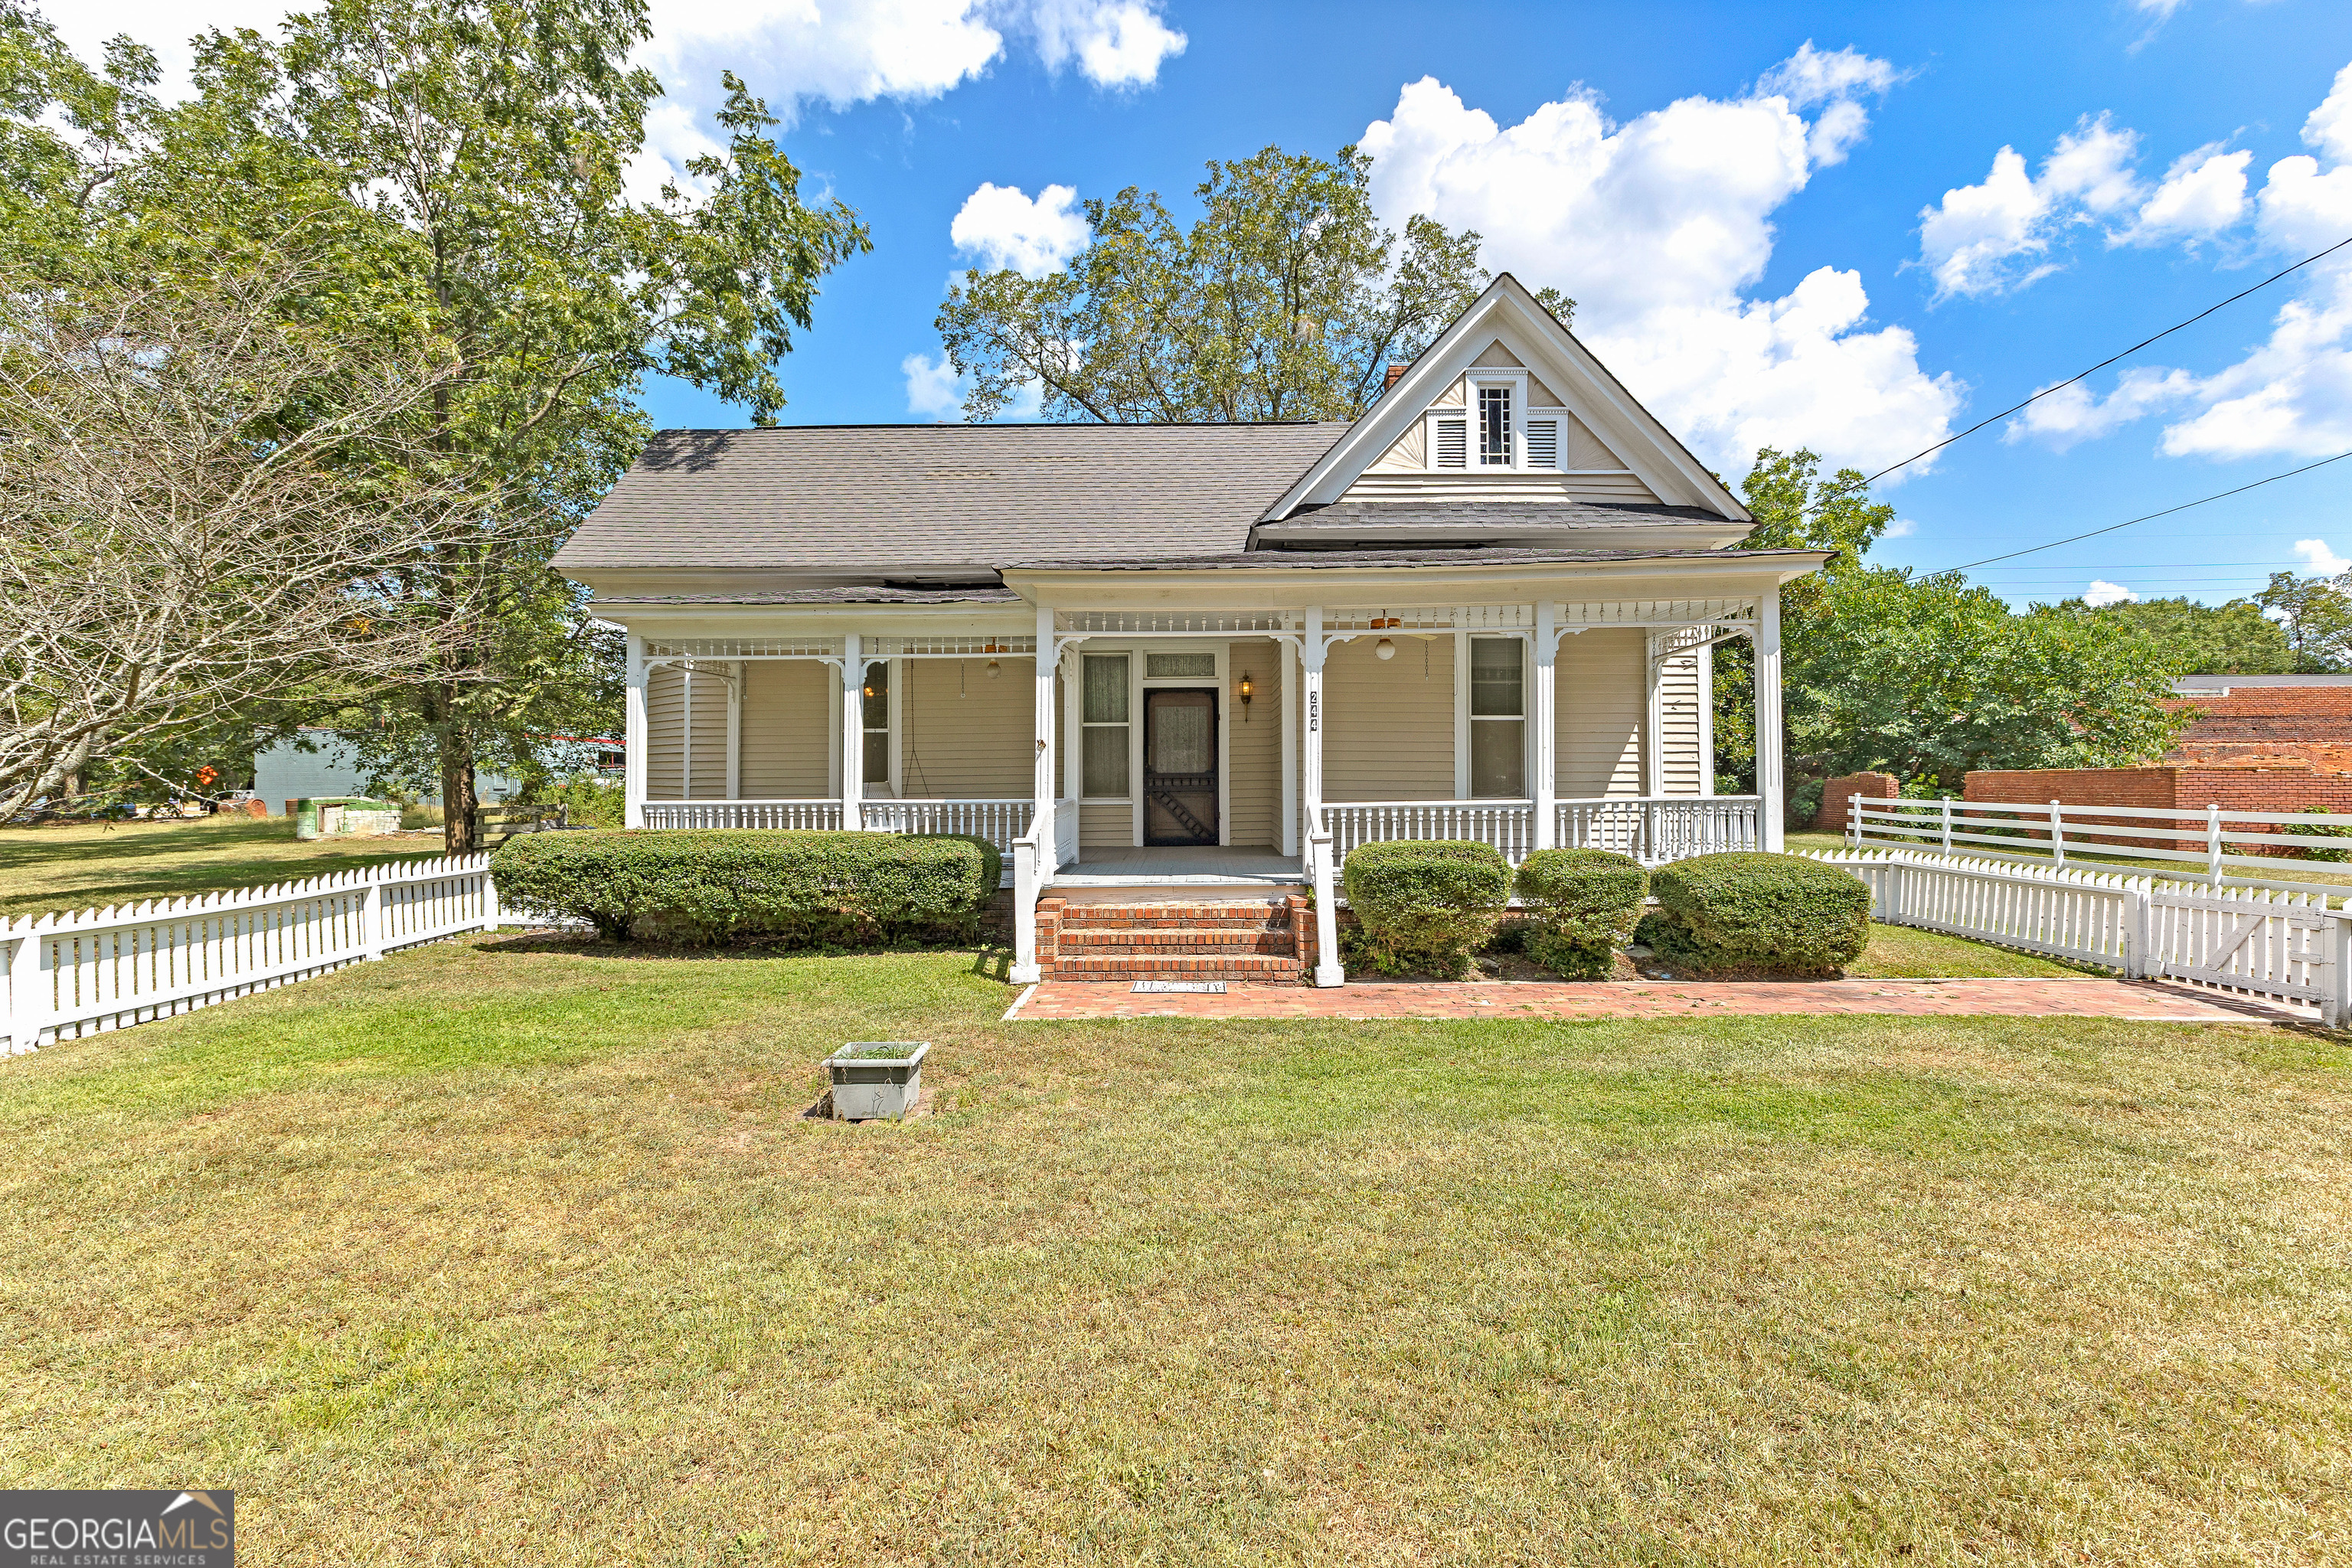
[2,854,526,1054]
[1807,848,2352,1022]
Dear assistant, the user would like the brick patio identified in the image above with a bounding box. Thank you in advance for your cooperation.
[1005,977,2307,1024]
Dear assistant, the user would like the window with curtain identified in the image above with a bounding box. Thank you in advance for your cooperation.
[1468,637,1525,797]
[861,660,890,784]
[1082,654,1129,797]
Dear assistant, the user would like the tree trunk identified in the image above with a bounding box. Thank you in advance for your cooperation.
[439,725,480,854]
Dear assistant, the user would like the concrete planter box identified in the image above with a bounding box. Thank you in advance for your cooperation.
[824,1042,929,1122]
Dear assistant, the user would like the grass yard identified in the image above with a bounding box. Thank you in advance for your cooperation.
[0,814,449,917]
[3,939,2347,1563]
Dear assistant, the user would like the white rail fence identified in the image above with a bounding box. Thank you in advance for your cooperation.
[1806,848,2351,1022]
[1,854,538,1055]
[1849,794,2352,891]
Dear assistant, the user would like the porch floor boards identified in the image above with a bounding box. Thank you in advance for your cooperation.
[1006,977,2308,1024]
[1054,845,1302,887]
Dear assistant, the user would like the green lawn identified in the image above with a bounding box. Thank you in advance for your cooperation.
[4,940,2346,1563]
[0,814,449,917]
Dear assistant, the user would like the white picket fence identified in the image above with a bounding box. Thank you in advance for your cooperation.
[1849,794,2352,891]
[1805,848,2351,1021]
[1,854,534,1055]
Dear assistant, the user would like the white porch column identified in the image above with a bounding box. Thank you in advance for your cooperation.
[725,662,743,799]
[1031,603,1057,871]
[1303,607,1343,986]
[1642,634,1664,797]
[1698,642,1716,797]
[1279,636,1299,858]
[622,632,647,828]
[1531,603,1557,851]
[1756,586,1785,851]
[839,632,865,828]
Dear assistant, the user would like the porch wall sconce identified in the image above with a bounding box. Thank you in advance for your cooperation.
[1236,672,1254,721]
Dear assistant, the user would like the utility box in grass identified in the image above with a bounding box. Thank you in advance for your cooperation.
[824,1042,929,1122]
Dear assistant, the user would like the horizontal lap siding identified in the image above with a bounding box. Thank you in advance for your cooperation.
[740,660,831,797]
[1557,629,1643,798]
[688,669,730,799]
[646,665,684,799]
[902,656,1033,799]
[1657,645,1705,797]
[1080,802,1132,849]
[1325,633,1454,801]
[1227,638,1281,848]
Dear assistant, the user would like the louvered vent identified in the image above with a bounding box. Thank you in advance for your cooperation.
[1435,417,1467,468]
[1525,419,1559,470]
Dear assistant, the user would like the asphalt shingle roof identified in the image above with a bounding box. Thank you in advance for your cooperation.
[1005,546,1823,571]
[1258,501,1739,536]
[554,423,1353,571]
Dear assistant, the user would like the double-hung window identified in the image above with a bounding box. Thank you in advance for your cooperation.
[1468,638,1526,797]
[1081,654,1130,797]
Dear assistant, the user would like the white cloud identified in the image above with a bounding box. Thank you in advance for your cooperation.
[2004,61,2352,462]
[2121,145,2252,243]
[949,182,1089,277]
[1882,516,1918,539]
[1916,114,2141,299]
[2295,538,2351,574]
[901,349,1042,420]
[1358,53,1961,479]
[2084,580,2139,606]
[1030,0,1186,87]
[2135,0,2190,16]
[903,351,963,417]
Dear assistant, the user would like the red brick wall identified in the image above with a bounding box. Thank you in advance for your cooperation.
[2166,687,2352,770]
[1965,764,2352,853]
[1818,771,1899,831]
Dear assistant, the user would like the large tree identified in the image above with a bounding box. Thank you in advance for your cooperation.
[2039,594,2298,677]
[1718,449,2186,799]
[2251,571,2352,671]
[0,266,480,815]
[8,0,869,847]
[935,145,1547,424]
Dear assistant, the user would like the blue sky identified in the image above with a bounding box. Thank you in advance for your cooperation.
[82,0,2352,607]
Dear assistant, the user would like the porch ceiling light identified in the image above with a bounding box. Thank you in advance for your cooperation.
[1375,638,1396,660]
[985,658,1001,678]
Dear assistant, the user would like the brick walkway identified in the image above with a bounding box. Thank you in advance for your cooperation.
[1006,977,2307,1024]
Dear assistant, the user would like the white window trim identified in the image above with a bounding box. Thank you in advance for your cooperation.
[1424,404,1468,472]
[858,657,900,795]
[1461,632,1533,800]
[1078,650,1135,806]
[1134,641,1230,848]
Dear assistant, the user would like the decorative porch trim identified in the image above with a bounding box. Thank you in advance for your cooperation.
[866,634,1037,658]
[1058,610,1295,635]
[1557,598,1756,629]
[642,636,841,659]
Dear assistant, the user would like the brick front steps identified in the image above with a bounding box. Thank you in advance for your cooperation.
[1037,896,1315,983]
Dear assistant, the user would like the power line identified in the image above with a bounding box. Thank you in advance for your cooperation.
[1944,449,2352,570]
[1856,233,2352,490]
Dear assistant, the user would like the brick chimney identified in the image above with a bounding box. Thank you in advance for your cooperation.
[1382,363,1409,393]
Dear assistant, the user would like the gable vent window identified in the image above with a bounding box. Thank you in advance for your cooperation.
[1524,418,1559,471]
[1478,386,1514,466]
[1434,416,1467,468]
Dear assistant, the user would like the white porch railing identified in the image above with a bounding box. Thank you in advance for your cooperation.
[1558,796,1763,861]
[861,798,1033,851]
[1325,801,1537,867]
[644,799,844,831]
[4,854,512,1054]
[1323,796,1762,868]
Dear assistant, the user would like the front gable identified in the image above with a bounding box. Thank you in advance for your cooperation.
[1264,276,1749,521]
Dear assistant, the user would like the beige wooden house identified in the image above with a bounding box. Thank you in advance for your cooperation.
[556,276,1825,983]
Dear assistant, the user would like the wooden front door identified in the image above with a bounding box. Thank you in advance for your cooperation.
[1143,689,1219,845]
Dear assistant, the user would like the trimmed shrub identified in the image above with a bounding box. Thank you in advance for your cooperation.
[491,829,1000,946]
[1514,848,1647,979]
[1639,851,1870,976]
[1340,838,1512,978]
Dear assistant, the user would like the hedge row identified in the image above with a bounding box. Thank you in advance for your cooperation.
[1638,851,1870,975]
[491,829,1001,946]
[1338,843,1871,979]
[1514,848,1647,979]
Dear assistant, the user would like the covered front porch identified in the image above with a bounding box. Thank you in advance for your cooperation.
[615,574,1793,986]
